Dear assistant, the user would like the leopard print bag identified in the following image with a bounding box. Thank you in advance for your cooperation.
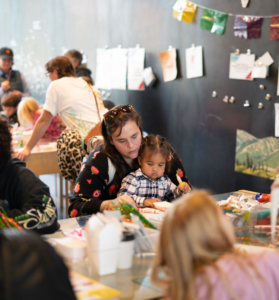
[56,128,87,182]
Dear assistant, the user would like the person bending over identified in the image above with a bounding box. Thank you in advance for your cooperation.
[151,190,279,300]
[16,56,107,161]
[0,117,59,234]
[118,135,189,208]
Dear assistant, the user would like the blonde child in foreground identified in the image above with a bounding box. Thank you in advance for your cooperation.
[151,190,279,300]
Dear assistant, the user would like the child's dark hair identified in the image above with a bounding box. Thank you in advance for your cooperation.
[1,94,21,108]
[139,135,172,174]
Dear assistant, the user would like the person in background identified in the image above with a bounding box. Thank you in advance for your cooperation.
[118,135,189,208]
[0,117,59,234]
[151,190,279,300]
[16,56,107,171]
[64,49,83,69]
[0,47,30,106]
[75,67,93,83]
[17,97,63,139]
[0,94,21,125]
[0,230,77,300]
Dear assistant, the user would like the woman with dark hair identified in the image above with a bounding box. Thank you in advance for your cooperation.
[17,56,107,161]
[68,105,191,217]
[0,230,77,300]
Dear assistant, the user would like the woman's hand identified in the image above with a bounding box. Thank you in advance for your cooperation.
[178,182,191,194]
[100,195,136,212]
[15,147,31,162]
[144,198,162,208]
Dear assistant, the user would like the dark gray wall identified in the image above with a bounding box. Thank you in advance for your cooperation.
[1,0,278,193]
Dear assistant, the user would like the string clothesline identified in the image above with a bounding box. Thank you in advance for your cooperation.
[173,0,278,19]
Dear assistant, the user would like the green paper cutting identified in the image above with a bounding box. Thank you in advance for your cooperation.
[200,8,228,35]
[116,202,158,230]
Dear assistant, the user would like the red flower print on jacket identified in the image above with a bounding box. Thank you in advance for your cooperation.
[168,154,173,161]
[87,179,91,184]
[109,184,116,195]
[104,179,108,184]
[74,183,80,193]
[91,166,99,175]
[93,151,100,158]
[176,168,183,178]
[70,209,78,218]
[93,190,101,198]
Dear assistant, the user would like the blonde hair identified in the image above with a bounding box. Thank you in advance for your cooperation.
[17,98,40,128]
[151,190,267,300]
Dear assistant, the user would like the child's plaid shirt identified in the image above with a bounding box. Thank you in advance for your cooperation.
[117,168,182,207]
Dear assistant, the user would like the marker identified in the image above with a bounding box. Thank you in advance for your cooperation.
[176,175,184,188]
[253,226,279,230]
[135,252,156,258]
[137,208,161,214]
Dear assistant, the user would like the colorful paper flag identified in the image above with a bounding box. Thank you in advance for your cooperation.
[234,16,263,39]
[173,0,185,21]
[182,1,198,23]
[200,9,228,35]
[270,15,279,40]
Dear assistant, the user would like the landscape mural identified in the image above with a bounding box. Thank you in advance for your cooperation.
[235,129,279,180]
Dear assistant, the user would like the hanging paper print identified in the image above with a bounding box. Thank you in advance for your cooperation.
[241,0,249,8]
[270,15,279,40]
[200,9,228,35]
[234,16,263,39]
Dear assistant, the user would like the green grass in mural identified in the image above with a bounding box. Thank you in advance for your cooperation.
[235,164,276,180]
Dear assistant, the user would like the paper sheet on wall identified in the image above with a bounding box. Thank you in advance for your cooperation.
[275,104,279,137]
[95,48,112,90]
[186,46,203,78]
[229,53,255,80]
[278,61,279,96]
[158,48,177,82]
[112,48,127,90]
[128,48,145,90]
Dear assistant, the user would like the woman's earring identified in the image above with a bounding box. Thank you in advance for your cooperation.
[110,141,113,145]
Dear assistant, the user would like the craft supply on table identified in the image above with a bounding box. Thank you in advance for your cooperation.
[153,201,173,212]
[69,270,120,299]
[135,252,156,258]
[137,208,162,214]
[48,237,87,264]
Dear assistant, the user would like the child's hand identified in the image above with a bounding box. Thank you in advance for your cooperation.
[144,198,162,208]
[178,182,191,194]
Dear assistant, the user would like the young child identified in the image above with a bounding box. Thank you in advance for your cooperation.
[0,94,21,124]
[117,135,189,208]
[151,190,279,300]
[17,97,63,139]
